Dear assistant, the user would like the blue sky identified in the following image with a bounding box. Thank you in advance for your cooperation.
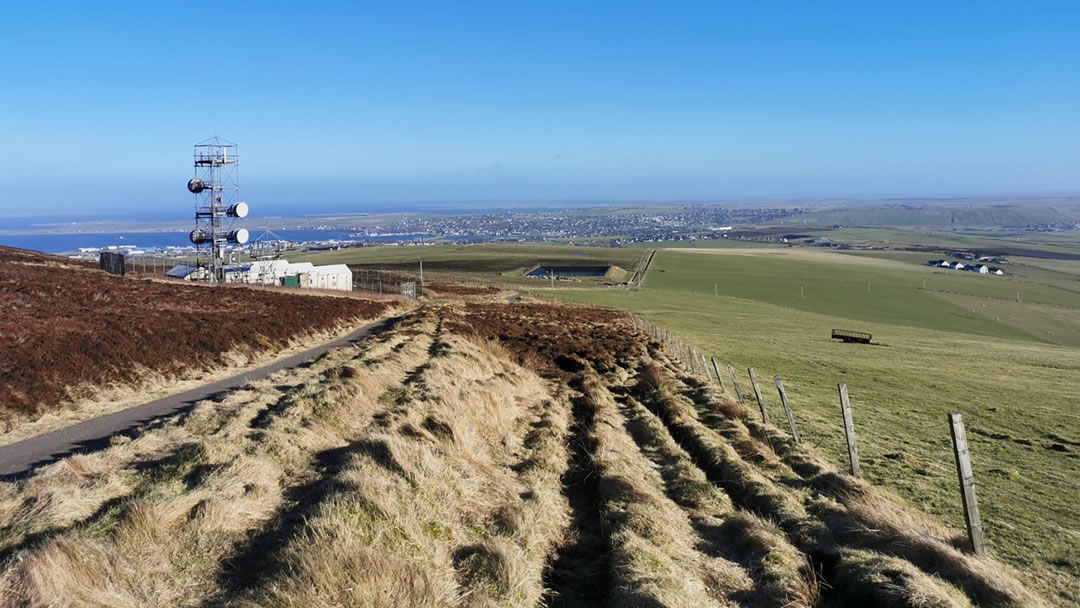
[1,1,1077,217]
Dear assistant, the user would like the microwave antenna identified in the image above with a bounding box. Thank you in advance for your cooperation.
[187,137,249,283]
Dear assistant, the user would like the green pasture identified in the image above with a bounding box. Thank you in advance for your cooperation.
[640,249,1079,344]
[794,203,1080,231]
[543,256,1080,603]
[795,226,1080,255]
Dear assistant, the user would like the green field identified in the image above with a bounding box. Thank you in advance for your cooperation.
[792,225,1080,256]
[543,248,1080,605]
[641,248,1079,345]
[288,243,647,287]
[792,202,1080,230]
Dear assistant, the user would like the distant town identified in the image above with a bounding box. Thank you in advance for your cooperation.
[61,205,810,260]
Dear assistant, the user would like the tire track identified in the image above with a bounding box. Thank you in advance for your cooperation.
[542,377,611,608]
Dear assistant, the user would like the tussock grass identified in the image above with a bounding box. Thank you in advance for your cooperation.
[633,359,1047,608]
[579,375,750,606]
[0,300,1051,607]
[227,331,571,608]
[830,548,976,608]
[0,314,439,607]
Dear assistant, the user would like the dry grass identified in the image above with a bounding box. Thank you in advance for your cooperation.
[0,300,1050,607]
[579,375,750,606]
[0,312,438,607]
[0,311,410,448]
[229,326,570,608]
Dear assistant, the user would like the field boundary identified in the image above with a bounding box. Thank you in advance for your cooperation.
[628,248,656,290]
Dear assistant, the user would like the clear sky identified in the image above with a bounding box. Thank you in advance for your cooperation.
[1,1,1077,218]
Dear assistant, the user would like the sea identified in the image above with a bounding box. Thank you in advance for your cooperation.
[0,230,436,255]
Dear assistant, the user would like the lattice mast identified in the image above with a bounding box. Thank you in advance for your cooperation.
[187,137,248,283]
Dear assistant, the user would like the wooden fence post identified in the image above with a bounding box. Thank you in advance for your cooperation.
[700,353,713,383]
[710,357,726,392]
[774,376,800,442]
[949,413,987,557]
[727,364,744,403]
[837,383,860,477]
[747,368,769,424]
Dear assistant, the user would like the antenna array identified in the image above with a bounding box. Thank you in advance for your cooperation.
[187,137,249,283]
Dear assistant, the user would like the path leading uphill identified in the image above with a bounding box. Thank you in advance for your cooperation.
[0,313,410,479]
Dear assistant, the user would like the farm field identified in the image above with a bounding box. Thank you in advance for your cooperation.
[647,248,1080,345]
[792,226,1080,257]
[291,243,647,288]
[0,301,1046,607]
[546,249,1080,604]
[791,202,1080,232]
[0,246,398,440]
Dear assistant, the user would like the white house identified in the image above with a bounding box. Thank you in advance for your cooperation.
[975,265,990,274]
[953,262,966,270]
[300,264,353,291]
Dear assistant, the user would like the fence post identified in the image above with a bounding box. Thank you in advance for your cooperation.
[700,353,712,383]
[774,376,800,442]
[710,357,726,392]
[948,413,987,557]
[727,364,744,403]
[747,368,769,424]
[837,383,861,477]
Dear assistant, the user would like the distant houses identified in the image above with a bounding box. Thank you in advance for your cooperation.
[926,259,1004,275]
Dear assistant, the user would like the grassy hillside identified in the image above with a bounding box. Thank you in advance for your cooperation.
[0,303,1047,607]
[0,246,398,444]
[646,248,1079,344]
[546,250,1080,605]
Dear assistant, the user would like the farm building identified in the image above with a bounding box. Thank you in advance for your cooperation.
[300,264,353,291]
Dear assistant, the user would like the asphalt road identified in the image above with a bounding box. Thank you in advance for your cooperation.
[0,314,406,480]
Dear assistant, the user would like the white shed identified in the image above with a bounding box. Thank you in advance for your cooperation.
[301,264,353,291]
[246,259,317,285]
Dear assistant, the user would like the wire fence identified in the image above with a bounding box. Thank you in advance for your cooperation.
[628,311,1078,560]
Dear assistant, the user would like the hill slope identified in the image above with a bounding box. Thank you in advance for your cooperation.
[0,246,395,430]
[0,301,1044,607]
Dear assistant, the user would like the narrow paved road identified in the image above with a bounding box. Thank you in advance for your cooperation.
[0,314,407,480]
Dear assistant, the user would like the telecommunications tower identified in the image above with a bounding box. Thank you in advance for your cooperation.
[187,137,249,283]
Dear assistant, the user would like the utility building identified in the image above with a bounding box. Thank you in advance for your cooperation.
[300,264,353,291]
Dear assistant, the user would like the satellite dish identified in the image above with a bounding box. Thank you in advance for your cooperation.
[229,228,249,244]
[187,178,205,193]
[190,229,209,244]
[227,202,249,218]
